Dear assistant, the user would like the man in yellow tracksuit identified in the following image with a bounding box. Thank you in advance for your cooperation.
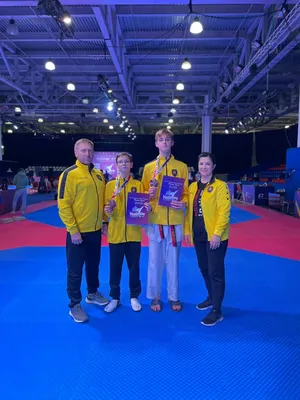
[142,129,188,312]
[58,138,109,323]
[104,152,150,313]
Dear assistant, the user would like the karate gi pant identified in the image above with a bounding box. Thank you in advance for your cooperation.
[146,224,182,301]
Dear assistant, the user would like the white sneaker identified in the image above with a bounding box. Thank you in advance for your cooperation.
[104,299,120,313]
[131,298,142,312]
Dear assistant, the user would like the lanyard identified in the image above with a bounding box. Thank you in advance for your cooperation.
[152,155,171,179]
[111,175,131,199]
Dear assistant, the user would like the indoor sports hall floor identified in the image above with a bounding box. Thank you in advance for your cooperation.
[0,199,299,400]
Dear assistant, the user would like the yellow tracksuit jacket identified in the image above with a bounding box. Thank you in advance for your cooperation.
[105,178,144,243]
[141,155,188,225]
[185,177,231,242]
[58,160,106,234]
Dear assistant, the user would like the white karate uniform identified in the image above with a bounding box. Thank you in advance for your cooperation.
[146,224,183,301]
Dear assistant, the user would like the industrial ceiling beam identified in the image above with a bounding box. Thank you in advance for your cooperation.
[116,4,267,16]
[217,1,300,105]
[93,5,134,108]
[3,50,234,59]
[0,1,296,6]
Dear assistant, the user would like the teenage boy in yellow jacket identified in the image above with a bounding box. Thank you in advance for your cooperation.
[104,152,151,313]
[58,139,109,324]
[184,152,231,327]
[142,129,188,312]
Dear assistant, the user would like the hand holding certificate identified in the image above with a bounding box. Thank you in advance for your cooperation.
[126,193,150,225]
[158,176,184,207]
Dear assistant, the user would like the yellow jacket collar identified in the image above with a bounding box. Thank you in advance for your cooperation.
[158,154,174,162]
[197,175,216,186]
[76,159,94,172]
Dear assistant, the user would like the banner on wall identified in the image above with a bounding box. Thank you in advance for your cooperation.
[227,183,236,200]
[93,152,119,180]
[294,190,300,218]
[242,185,255,204]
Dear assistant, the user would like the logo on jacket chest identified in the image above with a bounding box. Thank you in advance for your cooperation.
[96,175,102,181]
[131,187,137,192]
[207,186,214,193]
[172,169,178,177]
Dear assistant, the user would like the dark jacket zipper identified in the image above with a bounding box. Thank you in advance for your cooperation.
[91,172,100,231]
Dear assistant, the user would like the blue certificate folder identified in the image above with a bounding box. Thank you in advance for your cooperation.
[158,176,184,207]
[126,193,149,225]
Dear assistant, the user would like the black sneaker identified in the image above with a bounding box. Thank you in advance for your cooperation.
[196,298,212,311]
[201,309,224,327]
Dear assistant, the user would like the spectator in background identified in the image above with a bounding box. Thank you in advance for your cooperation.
[253,173,259,182]
[11,168,29,215]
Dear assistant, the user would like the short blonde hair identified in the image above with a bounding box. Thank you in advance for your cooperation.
[74,138,94,150]
[155,129,174,142]
[116,152,133,163]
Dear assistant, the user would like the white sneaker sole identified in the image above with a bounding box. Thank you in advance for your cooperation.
[196,304,212,311]
[201,316,224,327]
[85,297,109,306]
[69,310,88,323]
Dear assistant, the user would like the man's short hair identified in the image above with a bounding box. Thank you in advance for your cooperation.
[116,152,133,163]
[74,138,94,150]
[155,129,174,142]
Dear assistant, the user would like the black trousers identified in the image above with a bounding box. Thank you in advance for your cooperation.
[194,239,228,312]
[66,230,101,308]
[109,241,141,301]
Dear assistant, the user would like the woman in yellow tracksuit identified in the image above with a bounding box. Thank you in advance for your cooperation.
[104,152,150,313]
[184,152,231,327]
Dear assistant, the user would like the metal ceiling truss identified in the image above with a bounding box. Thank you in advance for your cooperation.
[0,0,299,135]
[225,86,299,133]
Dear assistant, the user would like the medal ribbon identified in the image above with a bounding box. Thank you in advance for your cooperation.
[152,155,172,179]
[111,175,131,199]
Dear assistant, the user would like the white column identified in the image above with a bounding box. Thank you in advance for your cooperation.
[0,120,2,161]
[298,84,300,147]
[201,94,212,153]
[201,115,212,153]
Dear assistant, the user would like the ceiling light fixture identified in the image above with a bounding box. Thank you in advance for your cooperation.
[67,82,75,91]
[45,60,55,71]
[190,17,203,34]
[176,82,184,91]
[6,19,19,36]
[62,14,72,25]
[181,58,191,70]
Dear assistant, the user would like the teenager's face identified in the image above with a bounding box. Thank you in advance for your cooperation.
[198,157,215,178]
[155,134,173,155]
[116,155,132,176]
